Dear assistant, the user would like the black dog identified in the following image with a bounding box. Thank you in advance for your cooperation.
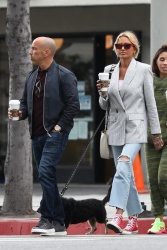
[37,185,112,235]
[61,185,112,234]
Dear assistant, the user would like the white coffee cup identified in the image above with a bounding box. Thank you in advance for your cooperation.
[9,100,20,121]
[98,72,110,93]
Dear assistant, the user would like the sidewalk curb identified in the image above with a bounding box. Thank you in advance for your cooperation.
[0,218,166,235]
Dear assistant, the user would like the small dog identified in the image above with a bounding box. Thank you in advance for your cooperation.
[37,184,112,235]
[61,185,112,234]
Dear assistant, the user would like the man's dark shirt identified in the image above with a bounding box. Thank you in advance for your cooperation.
[32,69,47,136]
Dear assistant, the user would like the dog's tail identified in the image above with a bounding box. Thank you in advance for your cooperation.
[102,181,112,206]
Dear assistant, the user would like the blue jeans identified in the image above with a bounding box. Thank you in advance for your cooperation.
[32,131,68,224]
[109,143,143,216]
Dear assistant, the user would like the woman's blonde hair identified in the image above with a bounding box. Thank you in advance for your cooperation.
[113,31,140,59]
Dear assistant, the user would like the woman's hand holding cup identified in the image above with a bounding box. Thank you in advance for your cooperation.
[97,73,110,96]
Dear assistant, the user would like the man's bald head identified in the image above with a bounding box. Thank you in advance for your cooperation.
[33,37,56,57]
[29,36,58,69]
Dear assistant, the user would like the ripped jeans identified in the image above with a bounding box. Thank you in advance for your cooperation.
[109,143,143,216]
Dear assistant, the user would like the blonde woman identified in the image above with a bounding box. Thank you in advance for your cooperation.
[97,31,163,235]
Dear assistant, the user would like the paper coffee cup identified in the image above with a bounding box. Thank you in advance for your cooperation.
[9,100,20,121]
[100,81,110,92]
[98,72,110,94]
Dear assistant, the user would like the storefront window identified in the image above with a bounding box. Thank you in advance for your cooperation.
[0,34,117,183]
[54,37,94,168]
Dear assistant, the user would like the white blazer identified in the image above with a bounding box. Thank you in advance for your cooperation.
[99,58,161,145]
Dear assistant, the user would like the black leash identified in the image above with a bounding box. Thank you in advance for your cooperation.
[60,65,116,197]
[60,115,105,197]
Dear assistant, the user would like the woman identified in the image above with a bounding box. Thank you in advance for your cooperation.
[146,45,167,234]
[97,31,163,235]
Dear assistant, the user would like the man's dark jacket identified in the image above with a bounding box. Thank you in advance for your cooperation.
[20,60,80,137]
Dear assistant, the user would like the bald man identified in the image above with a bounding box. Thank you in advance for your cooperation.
[10,37,80,235]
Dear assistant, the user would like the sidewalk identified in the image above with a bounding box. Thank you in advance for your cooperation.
[0,183,166,235]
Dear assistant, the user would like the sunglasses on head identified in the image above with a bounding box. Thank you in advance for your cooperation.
[115,43,133,50]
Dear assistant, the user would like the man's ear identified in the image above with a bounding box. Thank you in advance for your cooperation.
[44,49,51,57]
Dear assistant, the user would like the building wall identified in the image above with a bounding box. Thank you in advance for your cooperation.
[0,5,150,62]
[0,3,151,184]
[0,0,151,8]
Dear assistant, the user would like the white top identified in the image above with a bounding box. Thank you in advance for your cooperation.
[118,80,124,91]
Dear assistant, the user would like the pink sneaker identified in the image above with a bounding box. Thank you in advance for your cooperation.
[107,214,123,233]
[121,216,138,235]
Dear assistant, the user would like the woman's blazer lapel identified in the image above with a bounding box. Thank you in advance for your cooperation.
[110,64,125,110]
[109,58,137,109]
[120,58,137,100]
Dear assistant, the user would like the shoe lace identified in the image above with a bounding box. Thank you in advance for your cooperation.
[125,216,137,230]
[37,218,49,227]
[113,214,122,224]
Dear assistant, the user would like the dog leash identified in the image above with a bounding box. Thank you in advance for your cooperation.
[60,65,116,197]
[60,115,105,197]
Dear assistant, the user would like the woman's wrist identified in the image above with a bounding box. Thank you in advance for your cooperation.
[99,92,107,99]
[152,134,162,138]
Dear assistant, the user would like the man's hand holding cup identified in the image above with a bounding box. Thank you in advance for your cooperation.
[8,100,22,121]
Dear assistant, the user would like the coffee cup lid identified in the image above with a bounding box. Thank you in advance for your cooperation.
[98,72,109,80]
[9,100,20,104]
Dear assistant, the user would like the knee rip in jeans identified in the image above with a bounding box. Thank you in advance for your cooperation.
[118,155,130,163]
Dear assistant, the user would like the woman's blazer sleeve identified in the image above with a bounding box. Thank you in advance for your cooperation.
[143,65,161,134]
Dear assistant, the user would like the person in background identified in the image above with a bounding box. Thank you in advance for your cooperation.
[8,36,80,235]
[146,45,167,234]
[96,30,163,235]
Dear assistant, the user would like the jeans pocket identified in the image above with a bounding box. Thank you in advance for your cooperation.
[46,131,68,153]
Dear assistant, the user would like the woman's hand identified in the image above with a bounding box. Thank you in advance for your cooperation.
[96,80,108,96]
[96,80,102,92]
[152,134,164,151]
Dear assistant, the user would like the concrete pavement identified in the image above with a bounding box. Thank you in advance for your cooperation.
[0,235,167,250]
[0,183,167,235]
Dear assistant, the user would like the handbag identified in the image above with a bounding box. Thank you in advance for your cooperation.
[100,103,112,159]
[100,130,111,159]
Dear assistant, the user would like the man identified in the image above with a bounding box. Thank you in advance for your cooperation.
[9,36,80,235]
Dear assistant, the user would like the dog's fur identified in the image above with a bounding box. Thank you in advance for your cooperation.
[61,185,112,234]
[37,185,112,235]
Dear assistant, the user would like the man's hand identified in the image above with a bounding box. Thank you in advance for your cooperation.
[53,125,61,132]
[8,108,22,120]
